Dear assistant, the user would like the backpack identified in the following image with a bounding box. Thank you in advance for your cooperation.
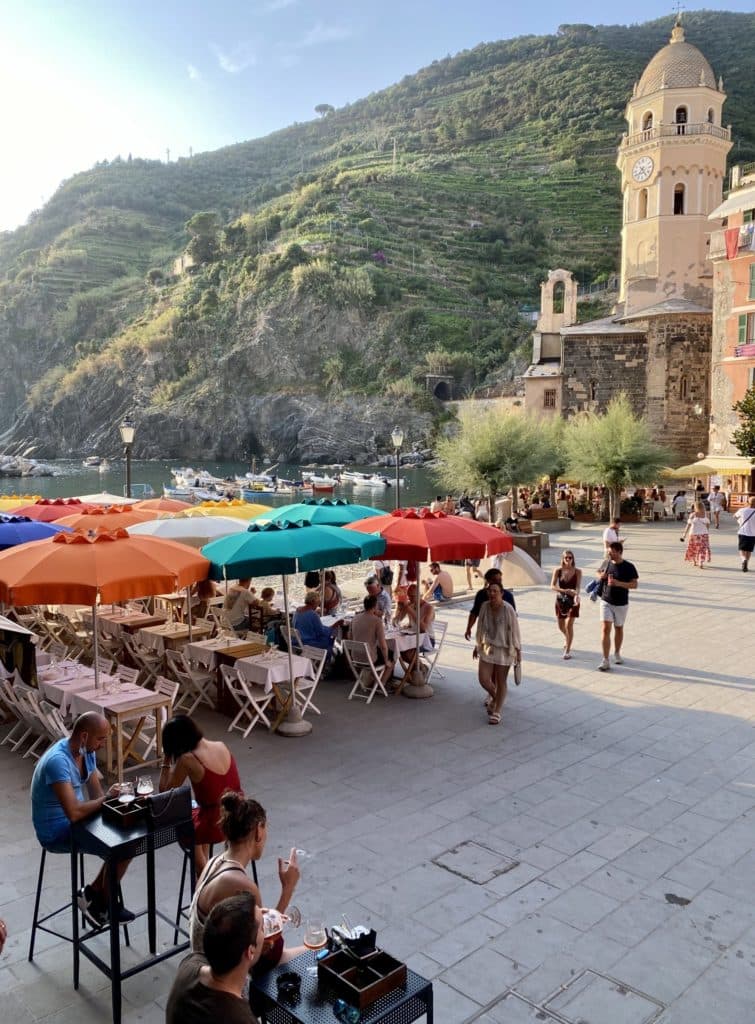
[379,565,394,587]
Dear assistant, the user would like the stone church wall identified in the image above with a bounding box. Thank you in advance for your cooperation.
[646,314,711,460]
[561,334,647,417]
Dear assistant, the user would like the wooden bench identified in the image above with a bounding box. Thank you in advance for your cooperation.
[529,507,558,521]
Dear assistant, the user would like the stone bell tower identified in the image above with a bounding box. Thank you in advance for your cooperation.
[616,16,731,317]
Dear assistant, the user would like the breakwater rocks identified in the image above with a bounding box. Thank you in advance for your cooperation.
[0,456,58,478]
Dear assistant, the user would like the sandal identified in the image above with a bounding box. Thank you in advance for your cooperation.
[488,712,501,725]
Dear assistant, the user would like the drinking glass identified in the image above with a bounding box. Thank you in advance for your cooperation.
[117,782,135,804]
[303,919,327,950]
[136,775,154,797]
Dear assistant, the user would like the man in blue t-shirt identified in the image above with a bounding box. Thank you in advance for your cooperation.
[31,712,133,927]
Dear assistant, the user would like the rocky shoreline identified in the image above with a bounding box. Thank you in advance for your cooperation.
[0,456,59,478]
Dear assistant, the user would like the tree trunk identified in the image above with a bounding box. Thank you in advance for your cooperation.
[609,486,621,521]
[488,490,496,523]
[512,485,518,512]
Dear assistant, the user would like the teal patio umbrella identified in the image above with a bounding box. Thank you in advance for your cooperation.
[250,498,379,527]
[201,521,386,735]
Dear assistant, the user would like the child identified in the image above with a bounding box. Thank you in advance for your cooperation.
[259,587,278,616]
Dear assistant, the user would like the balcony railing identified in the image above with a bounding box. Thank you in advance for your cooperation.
[735,343,755,358]
[709,225,755,260]
[621,122,731,148]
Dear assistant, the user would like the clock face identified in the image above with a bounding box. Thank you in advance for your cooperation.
[632,156,654,183]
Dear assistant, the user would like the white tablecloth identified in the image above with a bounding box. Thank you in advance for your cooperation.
[385,629,429,653]
[67,684,150,718]
[40,673,123,715]
[185,637,254,668]
[235,652,313,693]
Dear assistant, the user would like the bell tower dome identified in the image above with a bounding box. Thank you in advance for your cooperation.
[616,17,732,315]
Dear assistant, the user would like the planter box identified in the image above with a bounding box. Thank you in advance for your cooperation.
[573,513,595,522]
[621,513,641,523]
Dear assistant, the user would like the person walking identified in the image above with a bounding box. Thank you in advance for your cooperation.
[602,515,622,556]
[708,485,725,529]
[681,501,711,568]
[735,496,755,572]
[551,550,582,659]
[473,582,521,725]
[597,541,639,671]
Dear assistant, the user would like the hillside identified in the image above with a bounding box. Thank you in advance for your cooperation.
[1,10,754,462]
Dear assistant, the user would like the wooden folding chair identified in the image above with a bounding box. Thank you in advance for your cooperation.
[166,650,215,715]
[296,645,326,716]
[343,641,389,705]
[116,664,141,687]
[419,620,447,683]
[121,676,178,762]
[219,664,274,738]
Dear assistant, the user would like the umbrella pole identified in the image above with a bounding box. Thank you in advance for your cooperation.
[92,604,100,690]
[275,574,312,737]
[402,560,434,700]
[186,585,193,642]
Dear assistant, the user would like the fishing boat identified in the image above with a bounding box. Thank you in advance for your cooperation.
[341,471,392,489]
[82,456,103,468]
[304,474,338,493]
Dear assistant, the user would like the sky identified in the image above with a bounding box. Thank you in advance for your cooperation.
[0,1,751,232]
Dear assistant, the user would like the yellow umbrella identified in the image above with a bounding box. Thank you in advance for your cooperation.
[0,495,41,511]
[175,500,271,521]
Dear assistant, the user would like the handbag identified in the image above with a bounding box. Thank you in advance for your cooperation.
[146,783,192,830]
[556,592,574,611]
[513,659,522,686]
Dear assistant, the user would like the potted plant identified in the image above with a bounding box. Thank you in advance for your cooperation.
[571,496,594,522]
[620,495,643,522]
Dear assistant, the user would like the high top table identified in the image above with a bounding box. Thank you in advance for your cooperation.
[70,808,194,1024]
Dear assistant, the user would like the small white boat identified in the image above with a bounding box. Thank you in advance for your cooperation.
[83,456,103,468]
[304,474,338,493]
[342,471,392,489]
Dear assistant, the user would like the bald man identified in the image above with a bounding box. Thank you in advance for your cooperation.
[31,712,133,928]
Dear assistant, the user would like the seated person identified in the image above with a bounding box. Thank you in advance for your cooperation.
[292,592,335,654]
[31,712,133,928]
[422,562,454,602]
[191,578,221,620]
[168,892,264,1024]
[189,793,302,976]
[223,579,259,633]
[350,595,395,685]
[364,575,392,620]
[321,570,342,613]
[393,583,435,673]
[258,587,279,620]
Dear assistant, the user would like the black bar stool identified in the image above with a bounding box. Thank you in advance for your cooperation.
[29,847,84,960]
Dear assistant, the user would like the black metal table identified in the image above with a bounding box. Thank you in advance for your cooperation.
[70,812,195,1024]
[251,949,433,1024]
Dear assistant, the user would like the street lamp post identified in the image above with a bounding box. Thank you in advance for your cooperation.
[391,426,404,510]
[119,418,135,499]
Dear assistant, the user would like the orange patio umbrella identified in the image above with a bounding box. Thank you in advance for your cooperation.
[9,498,92,522]
[133,497,193,513]
[55,505,160,531]
[0,528,210,685]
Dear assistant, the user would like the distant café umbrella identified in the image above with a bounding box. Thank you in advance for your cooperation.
[9,498,90,522]
[55,505,160,531]
[251,498,380,527]
[201,521,386,736]
[0,495,41,512]
[0,528,209,687]
[176,500,271,521]
[345,508,514,698]
[74,491,140,506]
[133,497,193,513]
[126,515,247,548]
[0,516,73,550]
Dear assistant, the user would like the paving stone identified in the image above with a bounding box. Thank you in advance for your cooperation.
[545,969,665,1023]
[440,945,529,1005]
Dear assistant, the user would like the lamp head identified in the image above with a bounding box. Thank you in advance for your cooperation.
[391,426,404,449]
[119,418,135,445]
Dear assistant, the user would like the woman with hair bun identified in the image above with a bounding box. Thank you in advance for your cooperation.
[189,791,302,974]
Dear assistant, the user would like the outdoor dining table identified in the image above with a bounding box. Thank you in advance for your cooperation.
[184,635,262,669]
[37,662,99,704]
[236,649,315,732]
[137,620,213,652]
[385,628,429,695]
[81,607,168,633]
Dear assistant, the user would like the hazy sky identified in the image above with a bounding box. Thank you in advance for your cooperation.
[1,1,750,232]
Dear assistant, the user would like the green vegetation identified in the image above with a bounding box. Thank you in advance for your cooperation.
[732,387,755,461]
[1,11,755,451]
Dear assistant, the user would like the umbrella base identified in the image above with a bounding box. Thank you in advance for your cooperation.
[276,705,313,737]
[401,681,434,700]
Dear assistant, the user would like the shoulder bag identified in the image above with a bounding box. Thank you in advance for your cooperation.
[146,783,192,830]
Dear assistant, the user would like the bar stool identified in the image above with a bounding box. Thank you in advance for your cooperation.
[29,846,84,960]
[29,846,131,960]
[173,846,259,943]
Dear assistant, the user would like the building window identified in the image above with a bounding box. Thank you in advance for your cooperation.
[675,106,688,134]
[750,264,755,300]
[638,188,648,219]
[589,380,597,401]
[680,375,688,400]
[674,183,685,216]
[739,314,755,345]
[707,107,715,124]
[642,111,653,131]
[552,281,565,314]
[543,389,557,409]
[745,209,755,225]
[749,367,755,389]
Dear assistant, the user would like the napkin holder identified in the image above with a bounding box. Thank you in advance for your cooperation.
[102,797,147,829]
[317,947,406,1009]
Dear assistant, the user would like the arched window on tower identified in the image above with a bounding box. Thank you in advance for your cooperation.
[553,280,565,315]
[589,380,597,402]
[707,107,715,125]
[680,375,688,400]
[675,106,688,135]
[674,183,685,216]
[638,188,649,220]
[642,111,653,132]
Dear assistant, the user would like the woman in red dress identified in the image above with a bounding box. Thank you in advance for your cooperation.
[159,715,242,873]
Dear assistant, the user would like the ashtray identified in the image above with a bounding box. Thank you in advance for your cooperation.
[276,970,301,1001]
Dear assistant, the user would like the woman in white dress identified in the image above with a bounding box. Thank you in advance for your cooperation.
[473,582,521,725]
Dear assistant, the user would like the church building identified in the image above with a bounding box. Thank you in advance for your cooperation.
[523,18,732,462]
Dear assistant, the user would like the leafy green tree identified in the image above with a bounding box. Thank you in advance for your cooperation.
[435,406,556,517]
[564,394,672,520]
[185,212,220,264]
[315,104,335,118]
[732,386,755,460]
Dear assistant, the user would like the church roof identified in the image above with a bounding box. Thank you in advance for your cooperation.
[636,20,717,98]
[561,315,644,336]
[619,298,711,320]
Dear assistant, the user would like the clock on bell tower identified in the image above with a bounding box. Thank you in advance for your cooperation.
[615,17,731,316]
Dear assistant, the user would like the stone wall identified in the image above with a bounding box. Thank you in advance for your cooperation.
[646,314,711,460]
[561,333,648,417]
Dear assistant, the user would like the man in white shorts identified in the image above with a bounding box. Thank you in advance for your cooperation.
[597,541,639,671]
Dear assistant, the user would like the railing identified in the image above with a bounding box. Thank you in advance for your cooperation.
[710,225,755,260]
[621,122,731,148]
[735,343,755,358]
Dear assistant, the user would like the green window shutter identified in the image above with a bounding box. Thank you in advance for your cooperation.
[739,314,747,345]
[744,209,754,224]
[750,264,755,300]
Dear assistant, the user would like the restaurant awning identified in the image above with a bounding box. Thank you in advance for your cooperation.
[666,455,755,479]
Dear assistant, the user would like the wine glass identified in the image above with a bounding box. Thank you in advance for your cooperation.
[136,775,154,797]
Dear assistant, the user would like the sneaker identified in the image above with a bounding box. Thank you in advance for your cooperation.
[743,563,749,573]
[614,654,624,665]
[78,885,107,929]
[117,905,136,923]
[597,658,611,672]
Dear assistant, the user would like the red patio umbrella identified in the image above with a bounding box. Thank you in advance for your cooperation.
[55,505,160,531]
[345,509,514,697]
[134,497,193,513]
[9,498,92,522]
